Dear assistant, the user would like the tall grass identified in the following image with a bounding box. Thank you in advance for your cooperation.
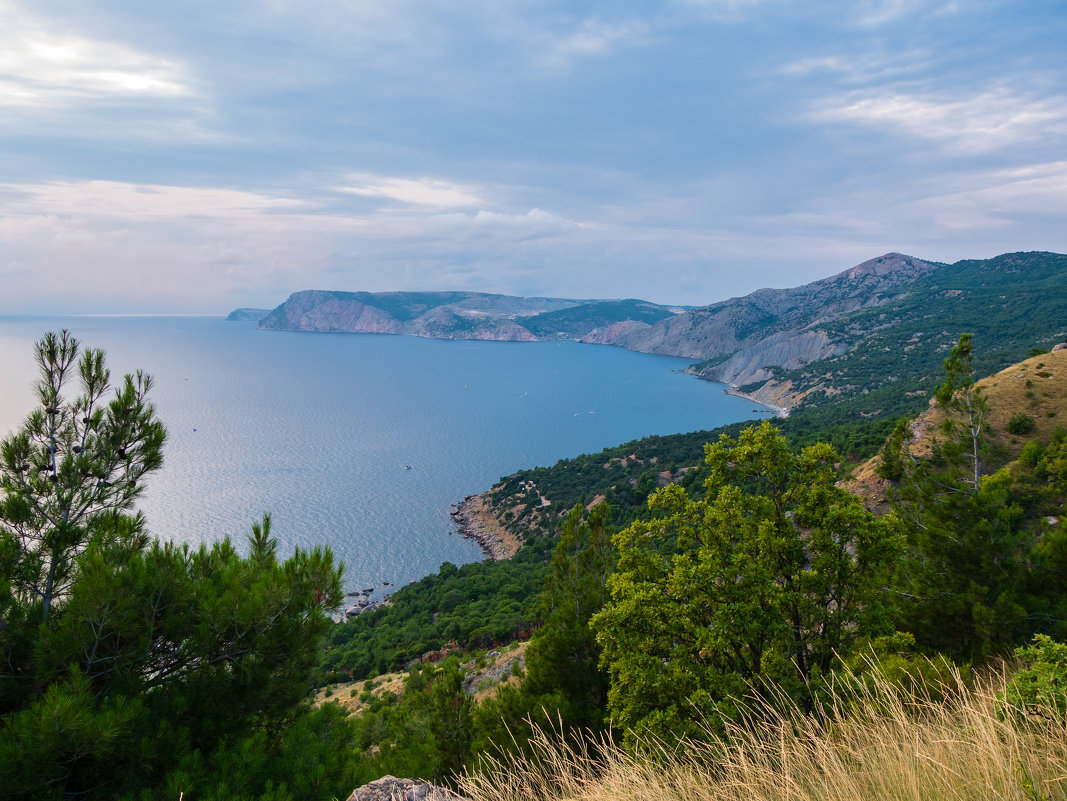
[460,667,1067,801]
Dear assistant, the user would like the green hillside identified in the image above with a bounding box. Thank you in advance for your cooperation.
[730,252,1067,416]
[516,299,677,339]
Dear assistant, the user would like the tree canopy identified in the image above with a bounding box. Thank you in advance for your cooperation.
[592,421,902,743]
[0,333,356,801]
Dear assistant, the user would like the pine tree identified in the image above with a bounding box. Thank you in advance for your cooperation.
[0,333,355,800]
[884,334,1031,659]
[523,502,615,728]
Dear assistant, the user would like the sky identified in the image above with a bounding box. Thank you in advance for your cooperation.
[1,0,1065,314]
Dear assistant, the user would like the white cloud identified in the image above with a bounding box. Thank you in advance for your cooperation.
[735,159,1067,273]
[902,161,1067,230]
[430,208,574,229]
[673,0,769,18]
[530,19,652,69]
[0,0,193,108]
[851,0,925,26]
[778,51,932,84]
[0,179,592,311]
[337,175,484,209]
[810,85,1067,154]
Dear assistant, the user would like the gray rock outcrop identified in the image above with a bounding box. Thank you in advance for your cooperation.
[346,775,468,801]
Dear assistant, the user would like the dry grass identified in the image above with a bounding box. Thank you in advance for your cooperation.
[459,668,1067,801]
[312,670,408,712]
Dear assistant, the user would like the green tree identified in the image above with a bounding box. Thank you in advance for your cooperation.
[523,502,615,728]
[348,658,472,787]
[933,333,990,491]
[0,330,165,633]
[472,504,617,761]
[425,657,473,784]
[1003,634,1067,722]
[592,422,902,744]
[0,334,355,800]
[884,335,1034,659]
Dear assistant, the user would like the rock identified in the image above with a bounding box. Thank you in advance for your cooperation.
[346,775,469,801]
[1053,342,1067,352]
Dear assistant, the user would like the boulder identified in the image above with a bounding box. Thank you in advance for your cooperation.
[346,775,468,801]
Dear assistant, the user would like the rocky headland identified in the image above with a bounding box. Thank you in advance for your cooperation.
[450,493,521,560]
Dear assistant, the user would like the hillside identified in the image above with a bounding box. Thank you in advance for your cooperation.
[619,252,942,360]
[706,251,1067,415]
[515,299,678,341]
[255,289,680,342]
[846,345,1067,510]
[225,307,271,321]
[318,337,1067,798]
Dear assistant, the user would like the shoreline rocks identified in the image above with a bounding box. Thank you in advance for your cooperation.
[722,385,790,418]
[449,493,521,561]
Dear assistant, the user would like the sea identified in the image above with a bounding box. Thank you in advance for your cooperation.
[0,316,767,593]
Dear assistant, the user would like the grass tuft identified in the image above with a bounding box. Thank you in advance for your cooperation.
[460,666,1067,801]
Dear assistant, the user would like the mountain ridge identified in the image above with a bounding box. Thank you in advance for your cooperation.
[241,250,1067,414]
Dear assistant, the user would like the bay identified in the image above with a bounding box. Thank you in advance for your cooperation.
[0,316,766,593]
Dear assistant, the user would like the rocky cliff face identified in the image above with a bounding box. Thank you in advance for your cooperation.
[255,290,676,344]
[614,253,943,406]
[578,319,652,345]
[618,253,940,360]
[689,329,849,386]
[259,290,402,334]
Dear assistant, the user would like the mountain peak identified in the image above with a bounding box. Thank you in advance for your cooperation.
[841,253,932,281]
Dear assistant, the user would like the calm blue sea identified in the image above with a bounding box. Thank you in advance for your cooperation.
[0,316,766,592]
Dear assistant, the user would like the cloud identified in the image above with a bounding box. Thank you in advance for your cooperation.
[337,175,484,209]
[0,178,590,311]
[902,161,1067,231]
[778,51,932,84]
[734,159,1067,275]
[430,208,574,229]
[851,0,927,26]
[673,0,769,19]
[0,0,192,108]
[528,19,652,70]
[0,180,311,220]
[810,85,1067,154]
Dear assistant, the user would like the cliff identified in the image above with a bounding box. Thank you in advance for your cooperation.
[256,290,678,343]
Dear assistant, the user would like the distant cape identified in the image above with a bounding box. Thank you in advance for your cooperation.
[254,290,680,344]
[234,251,1067,415]
[225,307,271,322]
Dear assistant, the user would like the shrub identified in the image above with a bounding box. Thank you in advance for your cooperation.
[1004,635,1067,722]
[1020,440,1045,468]
[1008,413,1038,435]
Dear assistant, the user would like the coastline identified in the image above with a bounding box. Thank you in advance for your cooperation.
[450,492,522,561]
[448,383,787,565]
[723,385,790,418]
